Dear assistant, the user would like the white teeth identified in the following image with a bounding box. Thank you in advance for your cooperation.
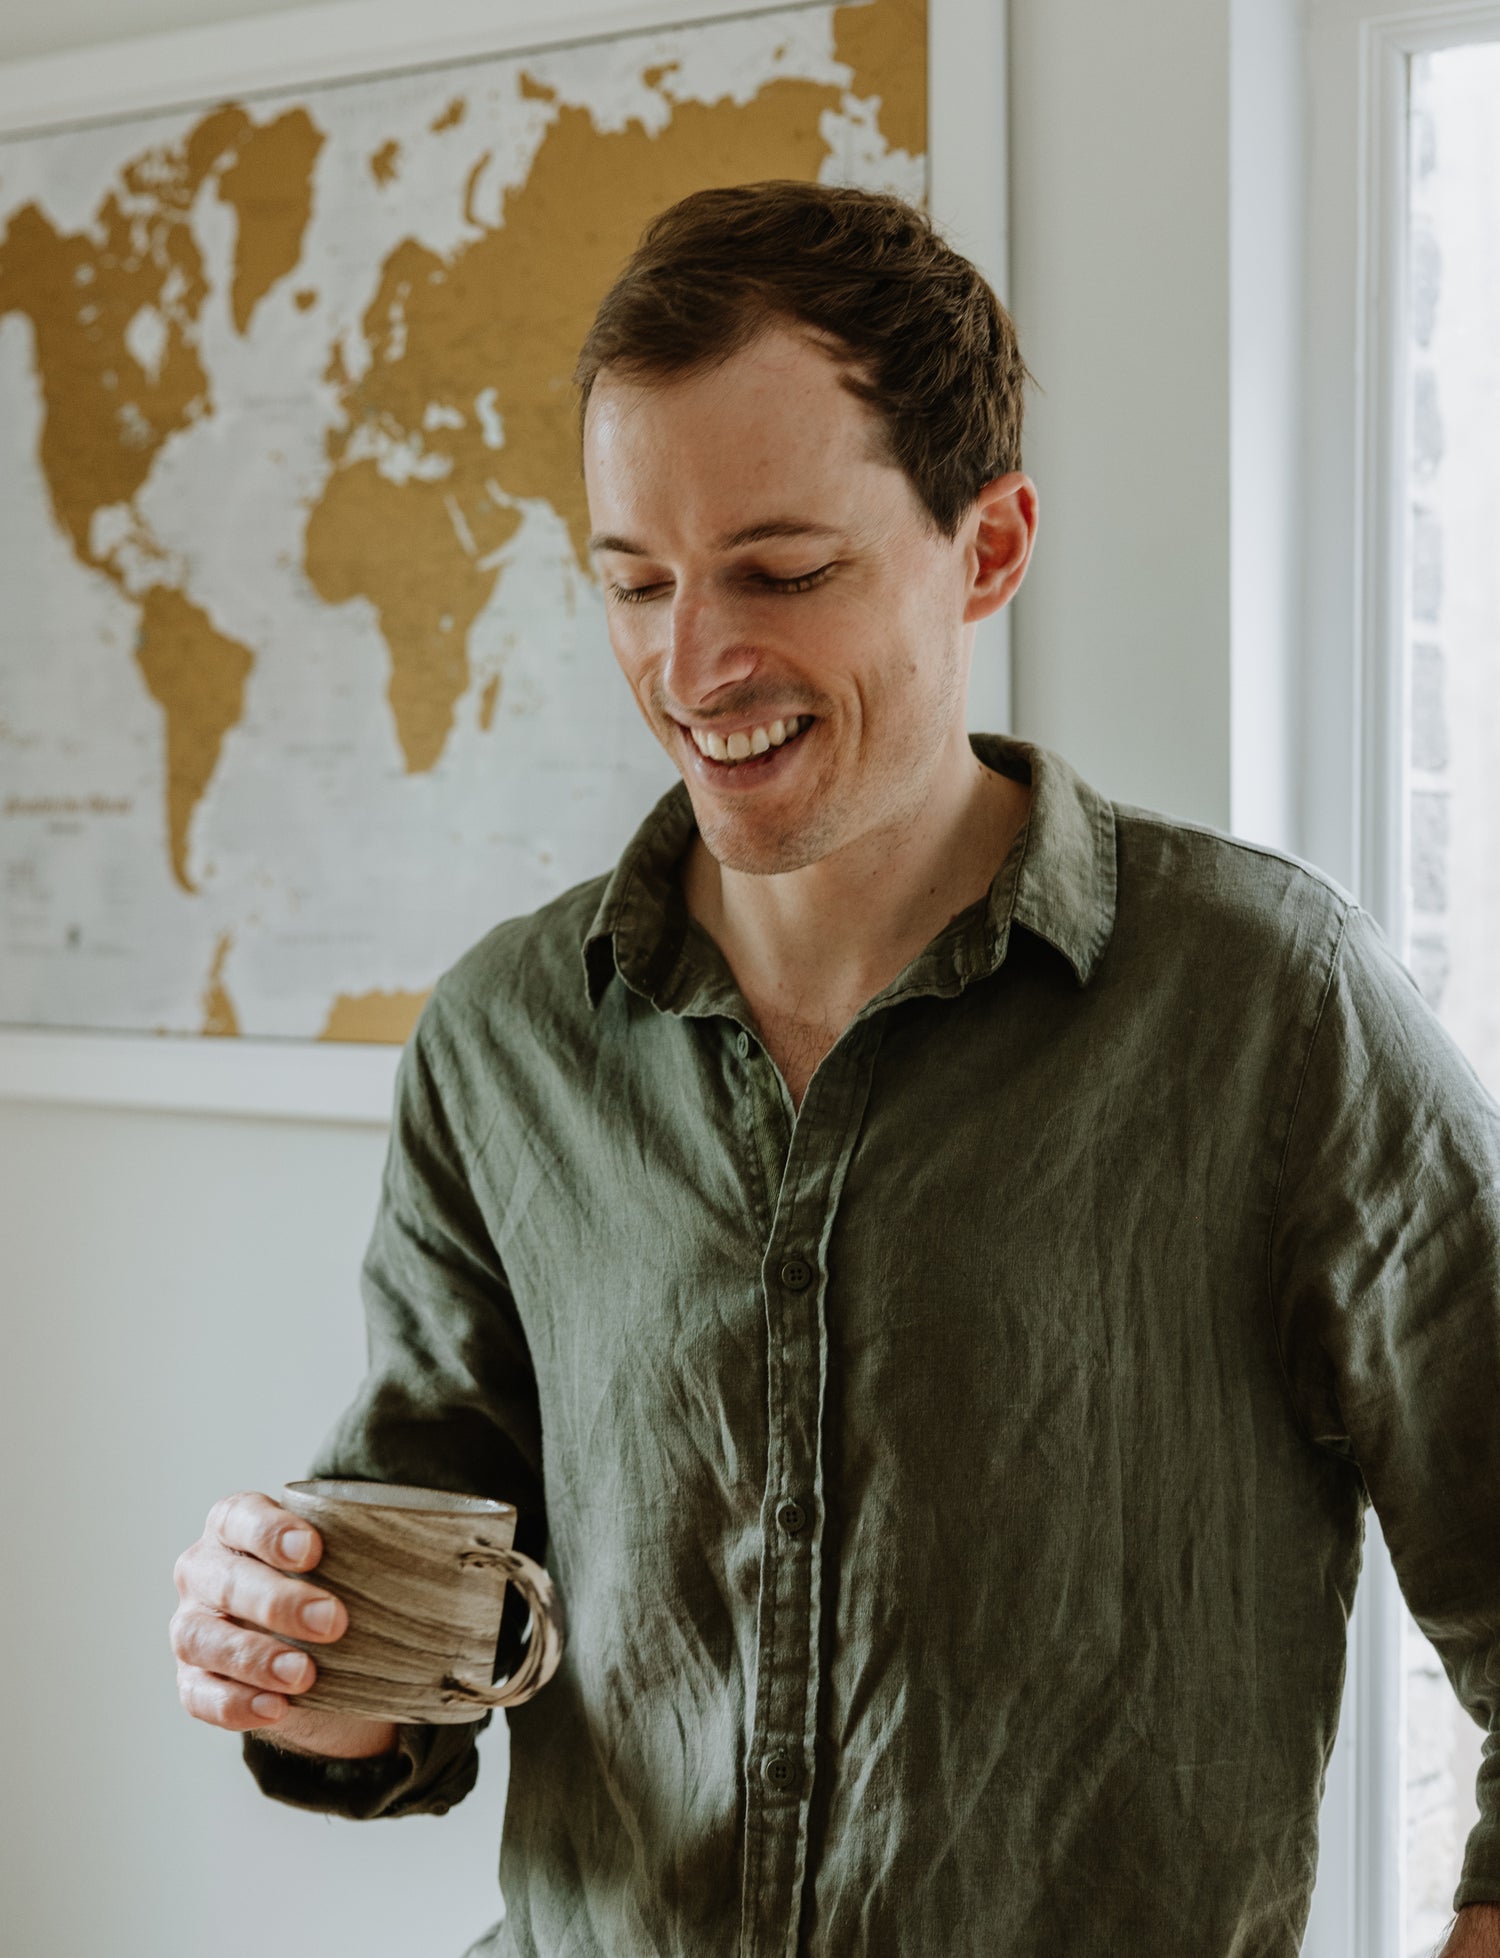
[689,715,808,764]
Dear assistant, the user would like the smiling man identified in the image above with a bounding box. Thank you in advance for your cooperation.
[583,307,1034,1109]
[171,183,1500,1958]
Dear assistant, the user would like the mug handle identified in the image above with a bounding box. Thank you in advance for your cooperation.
[463,1546,566,1708]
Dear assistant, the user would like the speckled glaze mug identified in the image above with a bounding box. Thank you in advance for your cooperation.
[279,1479,564,1724]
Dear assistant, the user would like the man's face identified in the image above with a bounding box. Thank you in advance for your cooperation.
[583,322,986,878]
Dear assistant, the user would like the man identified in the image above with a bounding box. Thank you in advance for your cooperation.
[170,182,1500,1956]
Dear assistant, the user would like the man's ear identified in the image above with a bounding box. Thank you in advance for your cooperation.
[962,472,1038,624]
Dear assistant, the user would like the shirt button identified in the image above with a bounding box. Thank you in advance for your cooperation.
[762,1749,797,1791]
[777,1499,807,1536]
[779,1257,812,1291]
[735,1029,750,1059]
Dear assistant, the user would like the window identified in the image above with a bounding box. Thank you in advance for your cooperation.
[1399,42,1500,1958]
[1301,8,1500,1955]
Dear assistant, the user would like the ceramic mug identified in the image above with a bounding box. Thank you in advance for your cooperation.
[278,1478,564,1724]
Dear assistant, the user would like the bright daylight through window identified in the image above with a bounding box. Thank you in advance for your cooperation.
[1399,39,1500,1958]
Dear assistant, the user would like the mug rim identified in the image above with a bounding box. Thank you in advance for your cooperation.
[285,1478,516,1518]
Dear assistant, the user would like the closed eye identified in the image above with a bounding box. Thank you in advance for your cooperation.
[607,563,838,606]
[752,562,836,594]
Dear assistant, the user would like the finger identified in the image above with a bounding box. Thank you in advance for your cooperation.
[177,1661,291,1732]
[205,1490,324,1573]
[176,1536,347,1643]
[169,1603,318,1696]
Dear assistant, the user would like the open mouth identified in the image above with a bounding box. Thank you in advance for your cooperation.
[682,714,815,771]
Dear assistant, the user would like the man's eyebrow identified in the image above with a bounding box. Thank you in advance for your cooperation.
[716,519,843,549]
[586,519,843,556]
[587,532,648,556]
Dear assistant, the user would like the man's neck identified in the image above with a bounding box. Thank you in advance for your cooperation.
[681,752,1032,1030]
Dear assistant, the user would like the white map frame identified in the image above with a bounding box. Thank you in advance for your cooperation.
[0,0,1008,1122]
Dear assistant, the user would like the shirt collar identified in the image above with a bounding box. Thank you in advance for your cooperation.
[581,732,1117,1014]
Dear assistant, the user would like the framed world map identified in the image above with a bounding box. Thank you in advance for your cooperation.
[0,0,1007,1118]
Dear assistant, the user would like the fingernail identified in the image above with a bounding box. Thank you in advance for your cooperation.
[278,1528,314,1565]
[251,1693,283,1718]
[271,1650,311,1687]
[301,1597,338,1635]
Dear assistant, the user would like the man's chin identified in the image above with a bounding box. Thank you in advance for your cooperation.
[686,798,829,879]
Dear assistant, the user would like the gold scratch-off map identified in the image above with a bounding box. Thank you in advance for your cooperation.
[0,0,925,1044]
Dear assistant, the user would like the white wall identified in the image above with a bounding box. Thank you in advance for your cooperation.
[0,1100,510,1958]
[1009,0,1303,848]
[1009,0,1234,827]
[1,0,308,57]
[0,2,1307,1954]
[1228,0,1304,855]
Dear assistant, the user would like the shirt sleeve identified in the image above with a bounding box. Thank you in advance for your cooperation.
[1269,900,1500,1912]
[241,1715,488,1819]
[244,993,547,1821]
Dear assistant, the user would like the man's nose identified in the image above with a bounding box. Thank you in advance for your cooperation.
[662,583,755,704]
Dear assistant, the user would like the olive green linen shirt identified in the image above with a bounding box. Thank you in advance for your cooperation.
[245,732,1500,1957]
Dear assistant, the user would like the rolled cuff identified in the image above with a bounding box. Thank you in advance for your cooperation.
[241,1712,489,1820]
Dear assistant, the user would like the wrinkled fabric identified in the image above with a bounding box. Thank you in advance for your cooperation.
[244,733,1500,1957]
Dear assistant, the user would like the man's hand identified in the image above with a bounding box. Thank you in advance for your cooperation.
[171,1490,398,1760]
[1438,1903,1500,1956]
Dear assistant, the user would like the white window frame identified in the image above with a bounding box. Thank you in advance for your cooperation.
[1299,5,1500,1954]
[0,0,1005,1122]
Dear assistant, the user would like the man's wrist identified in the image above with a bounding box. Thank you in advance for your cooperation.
[256,1711,400,1760]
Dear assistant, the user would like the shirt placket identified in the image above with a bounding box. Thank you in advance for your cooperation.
[736,1017,882,1958]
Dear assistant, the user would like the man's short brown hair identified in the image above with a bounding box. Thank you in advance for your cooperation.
[575,179,1033,538]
